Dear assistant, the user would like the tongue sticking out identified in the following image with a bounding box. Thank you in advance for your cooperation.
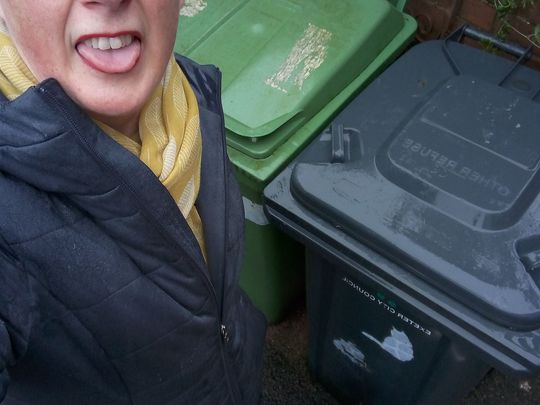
[76,40,141,74]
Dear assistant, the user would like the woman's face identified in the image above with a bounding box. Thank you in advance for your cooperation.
[0,0,183,137]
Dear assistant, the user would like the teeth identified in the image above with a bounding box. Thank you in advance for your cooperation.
[109,37,123,49]
[83,35,135,50]
[98,37,110,50]
[123,35,133,46]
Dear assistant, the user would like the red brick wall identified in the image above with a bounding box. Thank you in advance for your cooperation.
[406,0,540,68]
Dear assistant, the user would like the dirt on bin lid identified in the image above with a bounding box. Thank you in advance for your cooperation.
[261,301,540,404]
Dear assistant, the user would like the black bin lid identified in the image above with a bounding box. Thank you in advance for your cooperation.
[288,38,540,331]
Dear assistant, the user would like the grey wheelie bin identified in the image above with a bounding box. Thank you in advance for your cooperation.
[263,26,540,404]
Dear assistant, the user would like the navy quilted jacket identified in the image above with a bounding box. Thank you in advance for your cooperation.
[0,55,266,404]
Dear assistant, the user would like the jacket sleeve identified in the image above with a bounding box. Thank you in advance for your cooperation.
[0,245,36,401]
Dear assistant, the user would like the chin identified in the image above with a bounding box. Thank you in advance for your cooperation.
[89,109,139,134]
[82,98,143,131]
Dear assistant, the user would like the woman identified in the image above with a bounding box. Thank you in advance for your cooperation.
[0,0,266,404]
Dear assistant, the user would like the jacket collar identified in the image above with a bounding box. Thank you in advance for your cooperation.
[175,55,230,294]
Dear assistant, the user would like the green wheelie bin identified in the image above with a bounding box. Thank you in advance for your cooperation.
[175,0,417,323]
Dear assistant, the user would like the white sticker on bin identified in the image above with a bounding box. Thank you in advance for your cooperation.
[363,328,414,362]
[180,0,207,17]
[242,197,270,226]
[265,23,333,93]
[334,338,367,368]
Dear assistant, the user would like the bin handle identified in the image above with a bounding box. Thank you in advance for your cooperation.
[453,25,531,59]
[331,124,346,164]
[443,24,532,85]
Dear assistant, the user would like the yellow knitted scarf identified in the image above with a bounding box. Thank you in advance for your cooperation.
[0,21,206,258]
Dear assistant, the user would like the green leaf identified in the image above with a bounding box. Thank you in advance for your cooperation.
[534,24,540,44]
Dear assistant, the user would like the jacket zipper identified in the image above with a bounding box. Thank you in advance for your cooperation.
[214,69,242,404]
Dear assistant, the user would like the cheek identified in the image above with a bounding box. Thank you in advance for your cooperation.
[159,0,182,29]
[8,21,67,81]
[150,4,180,56]
[20,41,62,81]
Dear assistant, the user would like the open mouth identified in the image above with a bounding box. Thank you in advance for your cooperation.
[76,33,141,74]
[82,34,135,50]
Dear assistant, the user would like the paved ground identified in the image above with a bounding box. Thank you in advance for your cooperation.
[261,302,539,404]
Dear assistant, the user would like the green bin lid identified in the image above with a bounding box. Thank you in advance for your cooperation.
[175,0,408,159]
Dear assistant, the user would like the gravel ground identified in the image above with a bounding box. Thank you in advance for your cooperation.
[261,302,539,404]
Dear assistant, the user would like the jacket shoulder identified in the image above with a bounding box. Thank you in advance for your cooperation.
[174,53,221,113]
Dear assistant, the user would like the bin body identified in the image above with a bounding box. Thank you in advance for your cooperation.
[307,252,489,404]
[264,35,540,402]
[175,0,416,322]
